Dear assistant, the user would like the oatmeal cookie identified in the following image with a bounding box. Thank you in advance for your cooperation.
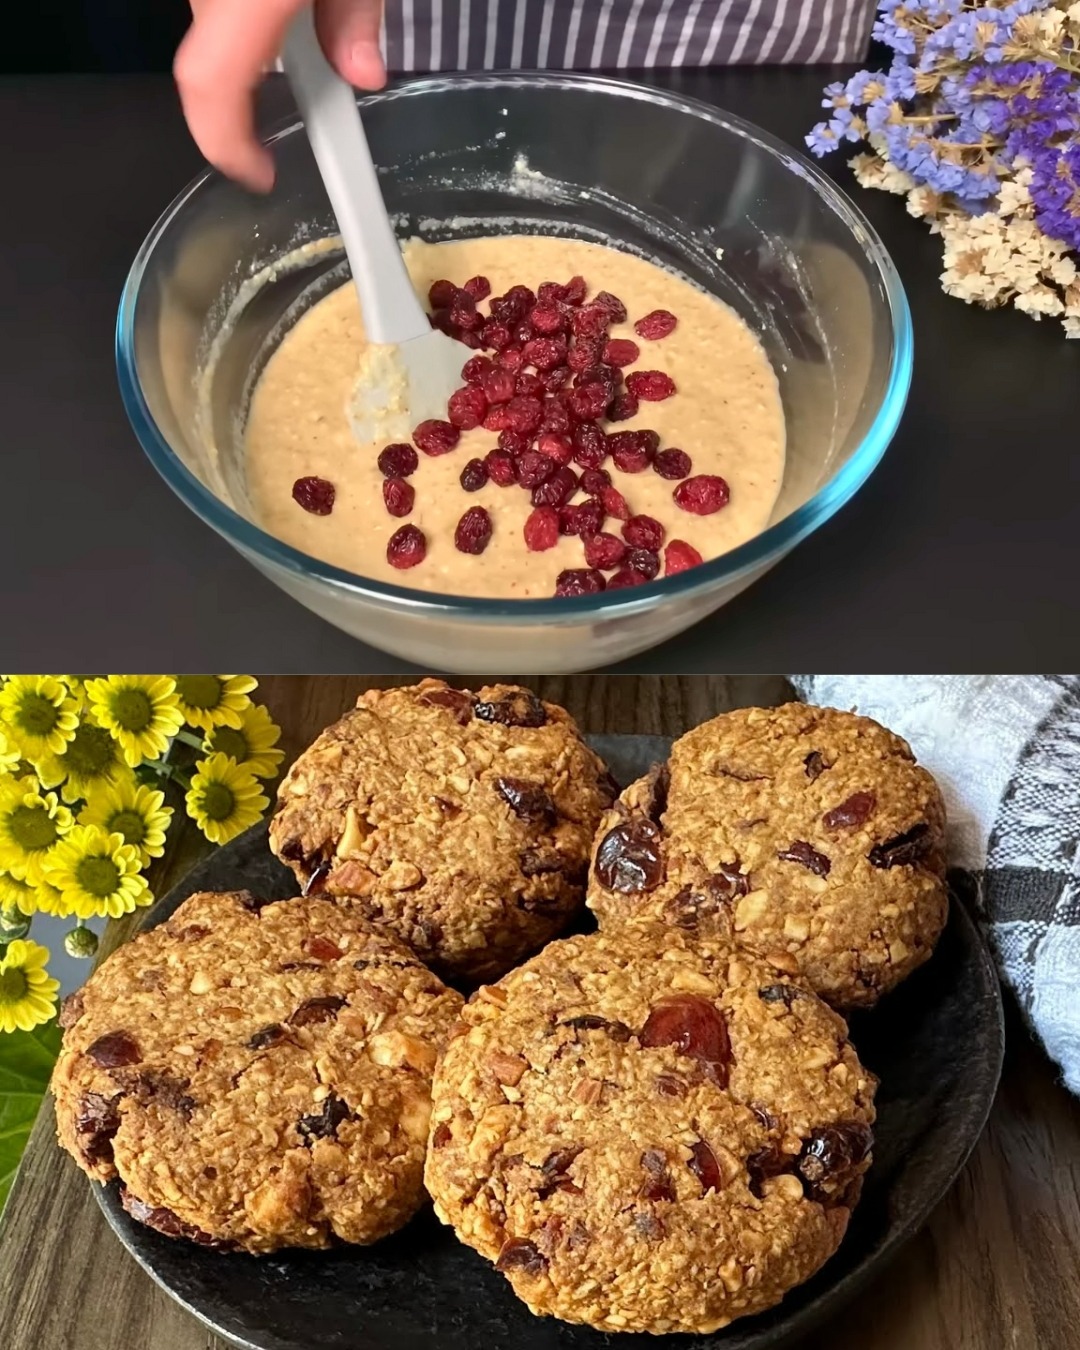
[269,680,615,982]
[52,889,462,1254]
[587,703,948,1009]
[425,926,876,1334]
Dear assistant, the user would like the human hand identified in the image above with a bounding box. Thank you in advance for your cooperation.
[174,0,386,192]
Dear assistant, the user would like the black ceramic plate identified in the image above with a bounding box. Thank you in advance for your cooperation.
[94,735,1005,1350]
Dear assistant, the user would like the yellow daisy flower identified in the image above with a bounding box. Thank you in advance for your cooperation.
[84,675,184,768]
[186,753,268,846]
[203,702,285,780]
[174,675,258,733]
[43,825,150,920]
[0,675,79,762]
[0,870,70,918]
[80,780,172,868]
[0,939,60,1033]
[61,677,92,711]
[0,775,73,884]
[32,715,138,801]
[0,726,19,776]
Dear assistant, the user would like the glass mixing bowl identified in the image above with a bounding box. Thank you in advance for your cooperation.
[117,72,911,671]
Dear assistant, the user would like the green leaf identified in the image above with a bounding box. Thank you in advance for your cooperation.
[0,1019,61,1216]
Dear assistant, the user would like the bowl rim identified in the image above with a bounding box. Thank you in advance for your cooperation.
[116,69,913,620]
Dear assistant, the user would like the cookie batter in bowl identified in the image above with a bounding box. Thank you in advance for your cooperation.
[245,236,785,600]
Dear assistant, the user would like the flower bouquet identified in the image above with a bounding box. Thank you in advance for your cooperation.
[0,676,283,1209]
[807,0,1080,334]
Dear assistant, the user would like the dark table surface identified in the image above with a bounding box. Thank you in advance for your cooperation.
[1,68,1077,672]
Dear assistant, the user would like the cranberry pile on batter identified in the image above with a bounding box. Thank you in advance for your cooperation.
[292,273,732,597]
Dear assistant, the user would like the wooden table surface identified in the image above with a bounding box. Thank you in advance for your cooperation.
[2,675,1078,1350]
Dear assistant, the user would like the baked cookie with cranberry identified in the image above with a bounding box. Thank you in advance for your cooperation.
[587,703,948,1009]
[52,889,462,1254]
[269,680,615,982]
[425,925,876,1335]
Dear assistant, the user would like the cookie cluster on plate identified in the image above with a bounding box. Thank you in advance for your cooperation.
[52,685,948,1335]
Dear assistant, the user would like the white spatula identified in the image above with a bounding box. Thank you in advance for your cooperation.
[281,9,464,443]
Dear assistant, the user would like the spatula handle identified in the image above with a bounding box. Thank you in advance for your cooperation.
[282,9,430,346]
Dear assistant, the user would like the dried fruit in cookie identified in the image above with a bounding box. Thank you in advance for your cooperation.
[474,689,548,728]
[777,840,831,876]
[494,777,557,825]
[868,823,932,868]
[497,1237,548,1276]
[86,1031,142,1068]
[797,1122,873,1202]
[823,792,877,830]
[639,995,731,1085]
[297,1092,351,1144]
[688,1140,722,1194]
[595,818,664,893]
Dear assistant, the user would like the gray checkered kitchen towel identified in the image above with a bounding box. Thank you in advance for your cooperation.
[376,0,878,69]
[792,676,1080,1096]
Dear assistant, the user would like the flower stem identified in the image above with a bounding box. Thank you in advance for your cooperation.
[173,730,207,753]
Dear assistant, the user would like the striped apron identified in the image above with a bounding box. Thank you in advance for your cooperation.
[377,0,878,70]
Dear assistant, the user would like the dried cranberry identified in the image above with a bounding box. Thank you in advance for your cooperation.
[121,1191,227,1247]
[304,935,344,961]
[639,1149,676,1203]
[563,275,587,305]
[463,274,491,301]
[494,777,557,824]
[595,818,663,892]
[584,532,627,570]
[823,792,877,830]
[747,1146,792,1198]
[622,515,665,550]
[626,370,676,401]
[797,1123,873,1201]
[634,309,678,340]
[599,487,630,521]
[483,406,514,432]
[247,1023,288,1049]
[572,305,610,340]
[462,354,493,384]
[432,1122,452,1148]
[524,506,560,552]
[625,548,660,580]
[291,476,335,515]
[515,450,556,489]
[498,429,530,456]
[804,751,827,781]
[777,840,831,876]
[429,307,455,336]
[608,430,658,473]
[485,448,517,486]
[515,371,543,399]
[524,337,567,371]
[457,328,483,350]
[459,458,489,492]
[496,1238,548,1276]
[572,497,606,538]
[474,689,547,727]
[868,824,932,869]
[447,385,488,430]
[664,539,704,576]
[607,392,639,422]
[603,338,640,368]
[454,506,493,555]
[532,465,579,507]
[377,443,419,478]
[571,421,606,469]
[480,365,516,405]
[640,995,731,1084]
[288,995,347,1027]
[386,524,427,569]
[537,280,565,304]
[540,397,572,434]
[653,448,692,480]
[76,1092,120,1163]
[297,1092,351,1144]
[542,365,571,392]
[536,432,573,465]
[449,291,480,331]
[561,1014,632,1041]
[554,568,606,597]
[580,467,612,494]
[530,304,566,334]
[570,382,612,422]
[593,290,628,323]
[428,279,457,309]
[86,1031,142,1068]
[484,323,512,351]
[607,567,649,589]
[504,395,543,435]
[688,1140,722,1194]
[674,474,730,514]
[413,419,461,456]
[567,339,602,373]
[382,477,414,517]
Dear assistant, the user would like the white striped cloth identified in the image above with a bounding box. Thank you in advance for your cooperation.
[376,0,878,69]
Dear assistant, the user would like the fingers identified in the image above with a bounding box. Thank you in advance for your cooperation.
[316,0,387,90]
[174,0,309,192]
